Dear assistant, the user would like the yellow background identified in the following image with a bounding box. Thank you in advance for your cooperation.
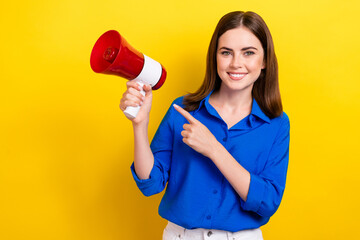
[1,0,359,239]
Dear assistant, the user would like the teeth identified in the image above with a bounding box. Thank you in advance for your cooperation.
[229,73,245,78]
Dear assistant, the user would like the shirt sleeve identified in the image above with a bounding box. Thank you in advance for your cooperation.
[130,100,177,197]
[241,113,290,217]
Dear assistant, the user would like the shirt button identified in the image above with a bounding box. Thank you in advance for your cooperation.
[213,190,218,194]
[223,137,227,142]
[206,215,211,220]
[207,231,213,237]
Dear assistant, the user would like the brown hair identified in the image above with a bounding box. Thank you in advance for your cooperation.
[183,11,283,118]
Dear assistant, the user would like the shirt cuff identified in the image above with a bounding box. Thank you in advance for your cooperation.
[130,162,153,184]
[241,173,265,213]
[130,162,160,196]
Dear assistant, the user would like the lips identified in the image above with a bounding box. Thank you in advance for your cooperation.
[228,72,247,80]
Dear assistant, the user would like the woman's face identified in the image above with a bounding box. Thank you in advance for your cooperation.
[216,26,265,94]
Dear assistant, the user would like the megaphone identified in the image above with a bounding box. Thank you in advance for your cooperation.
[90,30,167,119]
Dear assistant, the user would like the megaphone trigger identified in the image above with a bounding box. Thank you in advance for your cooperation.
[123,81,145,119]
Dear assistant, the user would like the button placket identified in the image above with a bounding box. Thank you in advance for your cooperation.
[222,126,230,143]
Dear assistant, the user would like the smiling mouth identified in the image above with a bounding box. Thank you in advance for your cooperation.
[228,73,247,80]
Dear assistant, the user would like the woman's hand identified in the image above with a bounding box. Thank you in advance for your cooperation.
[119,81,152,125]
[173,104,220,158]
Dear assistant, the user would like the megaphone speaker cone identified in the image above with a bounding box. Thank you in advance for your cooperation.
[90,30,144,80]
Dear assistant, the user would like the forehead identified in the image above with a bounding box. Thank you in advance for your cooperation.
[218,26,263,50]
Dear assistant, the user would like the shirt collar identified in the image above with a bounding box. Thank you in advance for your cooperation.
[195,91,270,129]
[193,90,213,115]
[250,98,271,124]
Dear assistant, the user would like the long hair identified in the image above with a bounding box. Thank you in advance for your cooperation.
[182,11,283,118]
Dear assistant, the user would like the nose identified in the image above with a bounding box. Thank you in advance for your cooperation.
[230,54,243,68]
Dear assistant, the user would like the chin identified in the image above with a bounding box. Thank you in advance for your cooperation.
[222,82,254,92]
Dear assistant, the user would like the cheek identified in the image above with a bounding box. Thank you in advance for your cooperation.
[249,58,264,72]
[216,58,227,71]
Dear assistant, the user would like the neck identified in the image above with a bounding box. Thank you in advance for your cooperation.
[210,85,253,112]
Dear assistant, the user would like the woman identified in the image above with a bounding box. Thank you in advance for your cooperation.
[120,11,290,240]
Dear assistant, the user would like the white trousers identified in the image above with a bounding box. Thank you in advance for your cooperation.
[163,222,263,240]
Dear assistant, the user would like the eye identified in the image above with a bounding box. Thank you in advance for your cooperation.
[244,51,255,56]
[220,51,231,56]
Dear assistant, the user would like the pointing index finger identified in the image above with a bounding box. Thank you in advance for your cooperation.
[173,104,197,123]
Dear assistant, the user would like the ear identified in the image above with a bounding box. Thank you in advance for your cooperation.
[261,59,266,69]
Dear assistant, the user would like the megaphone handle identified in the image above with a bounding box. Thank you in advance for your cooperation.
[123,81,145,119]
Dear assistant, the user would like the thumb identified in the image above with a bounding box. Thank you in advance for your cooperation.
[142,84,152,93]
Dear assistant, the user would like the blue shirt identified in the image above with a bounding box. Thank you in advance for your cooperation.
[130,92,290,232]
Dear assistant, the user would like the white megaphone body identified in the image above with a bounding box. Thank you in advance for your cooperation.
[90,30,167,119]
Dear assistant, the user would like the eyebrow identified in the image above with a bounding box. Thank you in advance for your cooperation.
[218,46,258,51]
